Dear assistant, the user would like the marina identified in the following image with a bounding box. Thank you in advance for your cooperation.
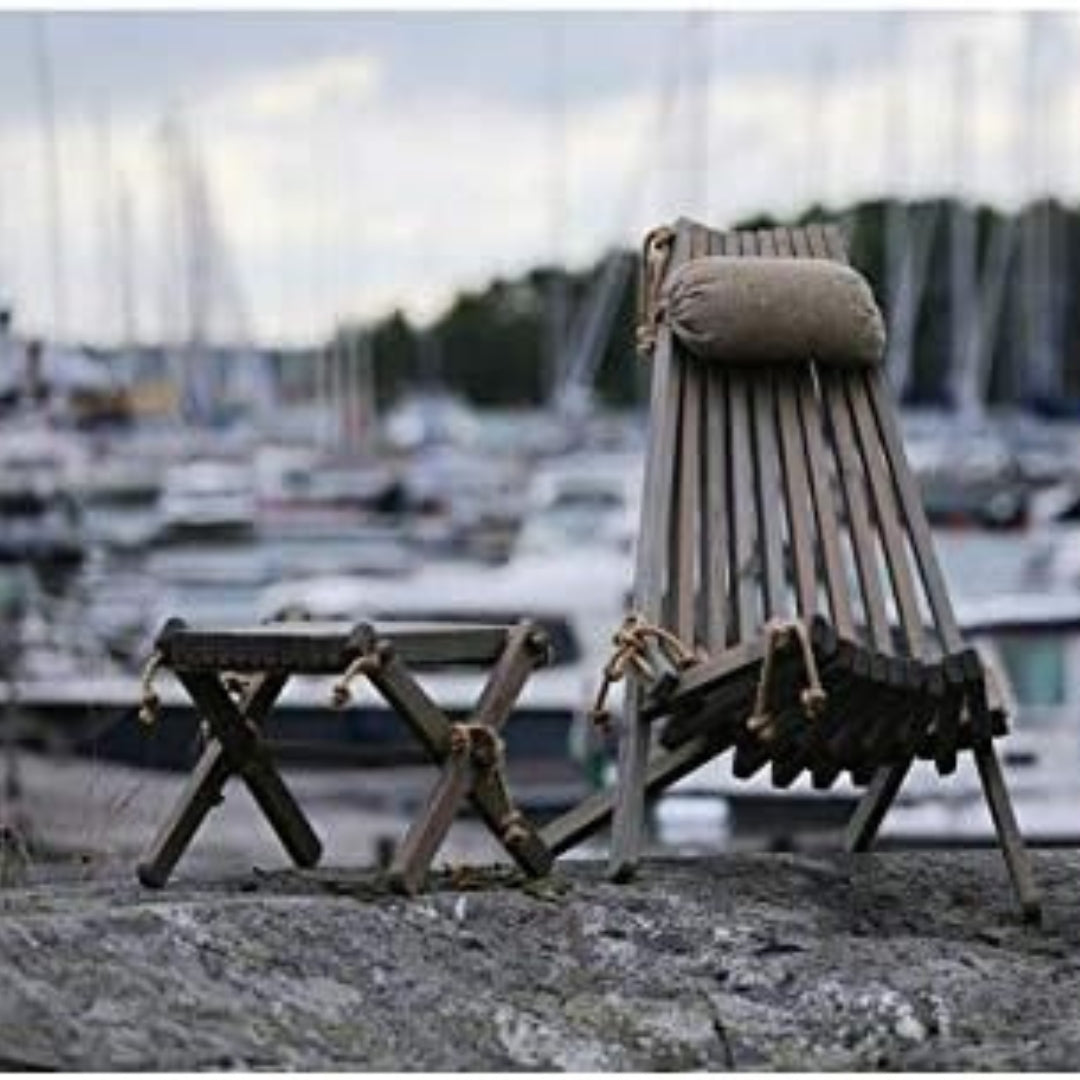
[6,390,1080,871]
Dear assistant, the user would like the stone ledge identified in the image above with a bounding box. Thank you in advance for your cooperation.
[0,850,1076,1070]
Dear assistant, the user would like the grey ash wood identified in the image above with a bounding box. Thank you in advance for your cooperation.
[544,217,1041,922]
[608,223,694,882]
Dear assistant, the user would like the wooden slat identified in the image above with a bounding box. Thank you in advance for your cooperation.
[821,222,848,262]
[772,226,794,257]
[727,372,758,639]
[776,378,818,617]
[797,377,855,638]
[846,376,926,658]
[609,220,694,880]
[865,370,963,651]
[806,222,830,259]
[757,229,777,258]
[675,367,700,642]
[702,365,729,648]
[671,223,710,643]
[663,360,688,630]
[751,372,788,618]
[820,369,891,652]
[791,227,812,258]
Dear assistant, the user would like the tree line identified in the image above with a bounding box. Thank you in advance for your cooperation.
[280,196,1080,415]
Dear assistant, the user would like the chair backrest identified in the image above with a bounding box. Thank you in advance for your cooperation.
[635,217,965,667]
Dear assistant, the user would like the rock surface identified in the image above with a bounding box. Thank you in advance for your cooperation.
[1,850,1079,1070]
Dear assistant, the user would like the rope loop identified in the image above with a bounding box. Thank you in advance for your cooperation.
[449,723,504,770]
[499,810,529,848]
[588,612,698,731]
[746,618,828,742]
[636,225,676,358]
[330,645,386,709]
[138,650,165,727]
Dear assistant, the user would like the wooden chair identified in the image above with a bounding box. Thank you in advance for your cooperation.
[136,615,555,894]
[540,217,1041,921]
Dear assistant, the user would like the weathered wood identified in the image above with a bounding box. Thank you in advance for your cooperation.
[541,729,734,856]
[751,372,788,618]
[846,377,926,658]
[585,218,1037,920]
[609,221,694,881]
[177,671,322,871]
[727,373,758,638]
[137,740,235,889]
[820,370,891,652]
[973,743,1043,922]
[388,623,553,893]
[702,365,730,649]
[138,672,301,888]
[797,377,855,637]
[159,621,509,673]
[776,380,818,618]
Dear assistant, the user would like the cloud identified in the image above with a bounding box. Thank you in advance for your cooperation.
[0,11,1078,347]
[215,52,383,123]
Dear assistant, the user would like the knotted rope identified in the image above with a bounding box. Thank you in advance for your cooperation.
[330,643,388,708]
[449,722,529,847]
[745,618,827,743]
[636,225,676,357]
[589,612,698,732]
[138,650,165,727]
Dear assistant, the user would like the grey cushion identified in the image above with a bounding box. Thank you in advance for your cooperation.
[664,256,886,368]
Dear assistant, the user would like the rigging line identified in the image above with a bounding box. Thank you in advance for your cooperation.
[32,14,67,341]
[607,17,689,246]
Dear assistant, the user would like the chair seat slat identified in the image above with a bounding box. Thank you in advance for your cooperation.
[820,369,892,652]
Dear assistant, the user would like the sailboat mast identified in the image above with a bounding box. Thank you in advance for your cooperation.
[33,14,67,341]
[949,39,980,417]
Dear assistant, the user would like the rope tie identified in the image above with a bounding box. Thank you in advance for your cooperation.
[499,810,529,848]
[636,225,676,357]
[449,723,529,847]
[449,722,503,767]
[330,645,386,709]
[589,612,698,732]
[746,618,827,743]
[138,650,165,727]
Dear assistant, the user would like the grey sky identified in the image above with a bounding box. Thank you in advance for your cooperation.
[0,10,1076,346]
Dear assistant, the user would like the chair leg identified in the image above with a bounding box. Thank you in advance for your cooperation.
[608,692,651,882]
[137,739,232,888]
[845,761,910,853]
[238,748,323,870]
[175,672,322,872]
[974,743,1042,923]
[543,730,729,856]
[389,755,472,895]
[377,623,554,893]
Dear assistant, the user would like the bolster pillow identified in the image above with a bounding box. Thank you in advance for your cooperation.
[664,255,886,368]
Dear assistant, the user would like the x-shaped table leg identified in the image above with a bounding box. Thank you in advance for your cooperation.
[137,670,322,888]
[364,622,555,895]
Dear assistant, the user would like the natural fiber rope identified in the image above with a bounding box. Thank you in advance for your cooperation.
[588,612,698,731]
[330,647,386,708]
[745,618,828,742]
[137,650,165,726]
[449,723,529,846]
[636,225,676,357]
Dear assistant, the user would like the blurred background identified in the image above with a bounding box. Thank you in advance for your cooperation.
[3,9,1080,880]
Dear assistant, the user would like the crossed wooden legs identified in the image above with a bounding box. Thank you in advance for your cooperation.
[137,671,321,888]
[137,622,555,893]
[365,622,555,894]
